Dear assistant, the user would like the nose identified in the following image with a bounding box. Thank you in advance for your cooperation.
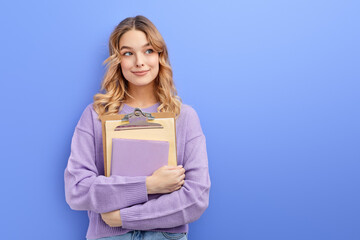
[135,55,145,68]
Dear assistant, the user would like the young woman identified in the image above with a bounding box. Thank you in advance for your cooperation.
[64,15,211,240]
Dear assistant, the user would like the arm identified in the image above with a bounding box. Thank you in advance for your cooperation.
[101,164,186,227]
[64,105,149,214]
[119,108,211,230]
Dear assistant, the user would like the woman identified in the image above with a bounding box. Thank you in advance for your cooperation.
[64,15,211,240]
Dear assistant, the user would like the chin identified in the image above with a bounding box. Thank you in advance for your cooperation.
[128,79,155,87]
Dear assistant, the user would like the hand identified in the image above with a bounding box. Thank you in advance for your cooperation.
[100,210,122,227]
[146,165,185,194]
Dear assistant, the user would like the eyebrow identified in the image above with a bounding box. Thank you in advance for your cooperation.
[120,43,151,51]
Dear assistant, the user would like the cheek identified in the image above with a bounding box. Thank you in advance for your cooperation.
[120,59,132,72]
[149,54,159,65]
[149,55,159,70]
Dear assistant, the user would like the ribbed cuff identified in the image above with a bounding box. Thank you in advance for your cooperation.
[117,176,149,207]
[120,206,189,232]
[120,207,144,229]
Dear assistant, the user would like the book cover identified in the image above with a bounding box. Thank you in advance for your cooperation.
[111,138,169,176]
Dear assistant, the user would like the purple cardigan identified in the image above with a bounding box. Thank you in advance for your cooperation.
[64,102,211,239]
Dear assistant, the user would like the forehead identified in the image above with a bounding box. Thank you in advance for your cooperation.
[119,30,149,49]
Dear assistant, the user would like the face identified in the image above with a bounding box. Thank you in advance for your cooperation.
[119,30,159,88]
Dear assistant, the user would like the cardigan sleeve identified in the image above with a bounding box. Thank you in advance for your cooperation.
[119,107,211,230]
[64,105,149,214]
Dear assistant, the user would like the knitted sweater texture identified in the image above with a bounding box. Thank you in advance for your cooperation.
[64,102,210,239]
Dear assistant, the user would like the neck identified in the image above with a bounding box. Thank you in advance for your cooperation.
[124,82,158,108]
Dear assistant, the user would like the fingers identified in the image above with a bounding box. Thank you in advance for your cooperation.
[177,168,185,178]
[172,165,185,173]
[173,183,183,191]
[166,165,183,170]
[176,175,185,188]
[174,180,185,191]
[180,173,185,181]
[168,164,183,169]
[165,165,185,176]
[155,164,186,193]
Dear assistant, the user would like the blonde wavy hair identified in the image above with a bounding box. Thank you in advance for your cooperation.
[93,15,182,120]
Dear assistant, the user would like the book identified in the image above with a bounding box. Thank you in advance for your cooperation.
[101,111,177,177]
[111,138,169,177]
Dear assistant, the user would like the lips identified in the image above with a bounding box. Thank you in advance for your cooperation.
[133,70,149,73]
[132,70,150,76]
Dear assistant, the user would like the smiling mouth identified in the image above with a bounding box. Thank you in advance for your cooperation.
[132,70,150,76]
[132,70,150,73]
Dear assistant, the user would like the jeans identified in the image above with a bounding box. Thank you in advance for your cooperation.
[90,230,188,240]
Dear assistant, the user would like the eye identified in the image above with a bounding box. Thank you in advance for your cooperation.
[123,52,132,56]
[145,49,154,54]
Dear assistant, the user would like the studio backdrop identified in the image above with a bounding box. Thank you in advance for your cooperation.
[0,0,359,239]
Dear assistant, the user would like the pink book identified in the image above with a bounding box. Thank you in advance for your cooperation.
[111,138,169,177]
